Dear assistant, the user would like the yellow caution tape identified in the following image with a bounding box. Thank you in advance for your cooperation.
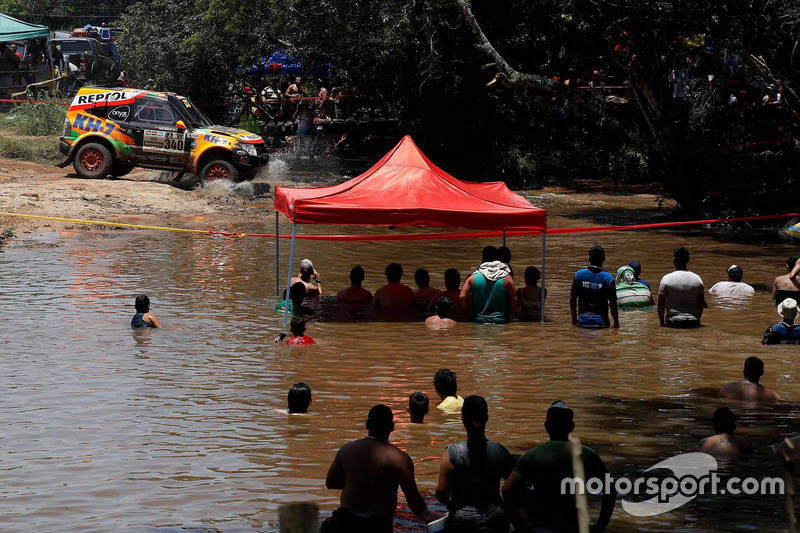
[0,211,207,234]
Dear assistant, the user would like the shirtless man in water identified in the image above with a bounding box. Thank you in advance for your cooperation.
[322,405,439,532]
[700,406,753,463]
[373,262,415,308]
[291,258,322,297]
[425,296,457,329]
[773,256,800,305]
[718,356,780,404]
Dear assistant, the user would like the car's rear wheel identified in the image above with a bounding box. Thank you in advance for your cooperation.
[200,159,239,182]
[73,142,113,179]
[111,161,135,177]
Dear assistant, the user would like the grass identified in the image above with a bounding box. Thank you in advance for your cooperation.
[0,136,63,165]
[0,100,68,137]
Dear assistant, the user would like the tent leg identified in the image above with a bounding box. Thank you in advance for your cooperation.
[541,231,546,323]
[275,212,280,297]
[502,230,507,247]
[282,224,298,331]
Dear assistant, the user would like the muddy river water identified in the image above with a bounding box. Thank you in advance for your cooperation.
[2,185,800,532]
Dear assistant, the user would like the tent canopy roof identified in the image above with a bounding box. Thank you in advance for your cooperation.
[0,13,48,41]
[274,136,546,231]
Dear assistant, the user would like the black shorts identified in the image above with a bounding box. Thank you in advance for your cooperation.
[320,507,394,533]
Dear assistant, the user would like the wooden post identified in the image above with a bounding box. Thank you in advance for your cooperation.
[569,436,591,533]
[783,438,798,533]
[279,503,318,533]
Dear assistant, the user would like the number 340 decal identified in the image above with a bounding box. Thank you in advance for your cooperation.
[163,132,184,151]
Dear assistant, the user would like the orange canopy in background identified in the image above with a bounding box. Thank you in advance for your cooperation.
[273,136,547,231]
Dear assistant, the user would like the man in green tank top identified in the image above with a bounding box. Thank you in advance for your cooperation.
[459,246,517,324]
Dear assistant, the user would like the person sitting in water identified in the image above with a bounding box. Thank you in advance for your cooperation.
[570,244,619,328]
[700,406,753,462]
[499,245,514,277]
[718,356,780,403]
[517,266,547,320]
[460,246,517,324]
[628,260,650,289]
[762,297,800,345]
[436,395,514,533]
[425,296,458,329]
[322,405,439,533]
[775,256,800,305]
[285,317,316,346]
[709,265,755,295]
[288,382,312,413]
[434,368,464,412]
[291,258,322,297]
[615,265,653,309]
[131,294,163,328]
[658,246,704,328]
[336,265,373,305]
[373,262,416,308]
[408,392,429,424]
[276,282,315,317]
[413,268,442,305]
[502,401,616,533]
[429,268,463,318]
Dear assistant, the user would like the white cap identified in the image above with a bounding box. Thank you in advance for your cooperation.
[778,298,798,320]
[300,258,314,272]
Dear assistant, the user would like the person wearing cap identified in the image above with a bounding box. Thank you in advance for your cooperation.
[762,298,800,344]
[718,356,780,403]
[291,258,322,297]
[773,256,800,305]
[709,265,754,295]
[657,246,705,328]
[502,401,616,533]
[322,405,441,532]
[627,260,650,289]
[570,244,619,328]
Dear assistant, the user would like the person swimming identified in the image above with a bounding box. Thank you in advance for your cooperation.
[288,382,312,413]
[131,294,163,328]
[425,296,457,329]
[408,392,429,424]
[699,406,753,463]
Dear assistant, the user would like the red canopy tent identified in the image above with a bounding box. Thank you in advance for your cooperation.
[273,136,548,326]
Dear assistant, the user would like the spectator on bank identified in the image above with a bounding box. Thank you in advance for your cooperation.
[718,356,780,403]
[322,405,439,532]
[700,406,753,463]
[436,396,514,533]
[502,401,616,532]
[287,382,312,413]
[374,263,415,308]
[408,392,429,424]
[709,265,754,295]
[337,265,373,305]
[762,298,800,345]
[657,247,704,328]
[413,268,441,305]
[570,245,619,328]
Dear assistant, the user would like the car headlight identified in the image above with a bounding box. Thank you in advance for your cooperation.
[240,143,257,156]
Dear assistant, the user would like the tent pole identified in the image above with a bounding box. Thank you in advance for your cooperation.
[282,223,298,331]
[541,231,546,323]
[275,212,280,297]
[502,230,506,247]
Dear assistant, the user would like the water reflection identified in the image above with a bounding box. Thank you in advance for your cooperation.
[2,195,800,531]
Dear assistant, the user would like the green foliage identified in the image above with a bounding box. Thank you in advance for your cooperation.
[0,135,61,164]
[0,102,67,136]
[0,0,137,29]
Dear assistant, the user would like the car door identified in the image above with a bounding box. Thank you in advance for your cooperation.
[89,39,113,84]
[127,98,187,170]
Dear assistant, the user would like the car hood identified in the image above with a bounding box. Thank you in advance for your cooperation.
[200,125,264,144]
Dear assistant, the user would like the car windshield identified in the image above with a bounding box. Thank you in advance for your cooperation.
[57,41,91,54]
[176,97,213,128]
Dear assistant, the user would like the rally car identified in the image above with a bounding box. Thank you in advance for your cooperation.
[58,87,269,181]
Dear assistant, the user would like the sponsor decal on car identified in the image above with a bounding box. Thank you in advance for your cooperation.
[108,105,130,121]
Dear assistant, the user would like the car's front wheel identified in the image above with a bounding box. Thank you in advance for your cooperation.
[73,142,113,179]
[200,159,239,182]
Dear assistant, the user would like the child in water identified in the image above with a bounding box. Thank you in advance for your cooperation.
[131,294,163,328]
[286,317,316,346]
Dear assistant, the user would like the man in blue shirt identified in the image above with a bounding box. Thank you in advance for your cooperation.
[570,245,619,328]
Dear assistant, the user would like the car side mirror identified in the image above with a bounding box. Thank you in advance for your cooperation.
[176,120,186,130]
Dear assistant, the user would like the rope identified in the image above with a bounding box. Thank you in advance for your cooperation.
[1,211,799,240]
